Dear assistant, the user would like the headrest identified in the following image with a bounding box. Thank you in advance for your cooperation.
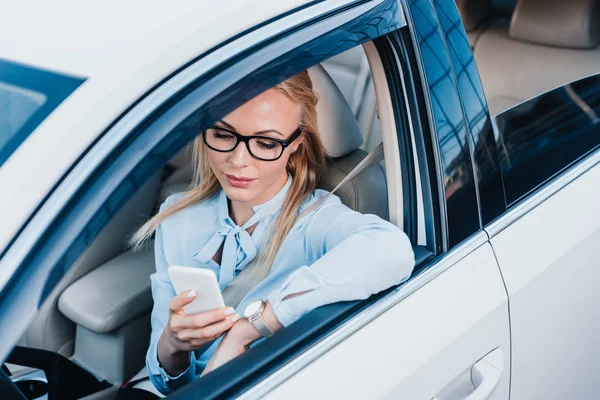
[308,64,363,158]
[510,0,600,48]
[456,0,491,32]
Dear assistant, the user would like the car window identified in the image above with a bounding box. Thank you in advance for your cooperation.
[494,74,600,206]
[0,59,84,168]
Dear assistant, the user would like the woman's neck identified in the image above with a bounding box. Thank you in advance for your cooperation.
[228,198,255,227]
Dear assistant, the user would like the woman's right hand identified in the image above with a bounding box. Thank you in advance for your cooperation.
[159,290,240,355]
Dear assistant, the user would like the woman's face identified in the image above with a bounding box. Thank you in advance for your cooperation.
[207,88,303,208]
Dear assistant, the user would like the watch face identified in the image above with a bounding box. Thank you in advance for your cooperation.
[244,300,262,318]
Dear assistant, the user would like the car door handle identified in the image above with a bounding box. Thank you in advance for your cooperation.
[432,348,504,400]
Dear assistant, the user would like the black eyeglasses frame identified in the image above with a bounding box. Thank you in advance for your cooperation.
[203,126,302,161]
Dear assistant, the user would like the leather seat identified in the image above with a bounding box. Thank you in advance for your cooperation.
[322,47,383,153]
[16,174,161,356]
[458,0,600,116]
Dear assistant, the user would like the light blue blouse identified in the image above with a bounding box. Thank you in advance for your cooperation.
[146,178,415,394]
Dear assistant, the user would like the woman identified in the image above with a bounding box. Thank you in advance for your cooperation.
[128,70,415,395]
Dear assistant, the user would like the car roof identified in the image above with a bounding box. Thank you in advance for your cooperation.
[0,0,313,255]
[0,0,311,77]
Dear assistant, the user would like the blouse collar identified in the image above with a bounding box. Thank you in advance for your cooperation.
[192,176,292,289]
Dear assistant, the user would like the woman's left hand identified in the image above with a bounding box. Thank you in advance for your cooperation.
[202,298,318,376]
[200,317,258,376]
[201,301,285,376]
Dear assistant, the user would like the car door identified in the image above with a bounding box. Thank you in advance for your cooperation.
[239,2,511,399]
[485,74,600,399]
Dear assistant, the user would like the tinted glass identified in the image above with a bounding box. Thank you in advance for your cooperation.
[434,0,505,226]
[407,0,480,247]
[0,59,84,168]
[495,74,600,205]
[0,82,46,143]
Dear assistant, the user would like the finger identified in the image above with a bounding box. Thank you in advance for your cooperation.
[177,313,240,341]
[169,290,197,313]
[191,306,236,328]
[201,313,241,337]
[170,305,235,331]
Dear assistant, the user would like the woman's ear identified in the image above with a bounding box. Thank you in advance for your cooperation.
[291,135,304,153]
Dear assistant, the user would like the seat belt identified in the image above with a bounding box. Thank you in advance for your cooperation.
[222,142,385,309]
[299,141,384,218]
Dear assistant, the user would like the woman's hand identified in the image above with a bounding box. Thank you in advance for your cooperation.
[200,318,256,376]
[157,290,240,376]
[201,301,284,377]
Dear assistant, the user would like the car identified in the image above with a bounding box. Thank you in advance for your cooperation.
[1,0,599,398]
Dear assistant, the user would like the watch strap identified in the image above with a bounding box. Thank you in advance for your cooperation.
[251,314,274,338]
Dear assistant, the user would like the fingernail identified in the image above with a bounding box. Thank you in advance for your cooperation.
[187,290,196,298]
[232,314,241,322]
[224,307,235,316]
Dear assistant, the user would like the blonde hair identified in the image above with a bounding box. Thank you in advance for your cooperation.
[128,70,326,278]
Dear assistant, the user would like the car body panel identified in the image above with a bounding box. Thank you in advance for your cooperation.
[0,0,345,256]
[259,241,510,399]
[489,160,600,399]
[0,0,312,77]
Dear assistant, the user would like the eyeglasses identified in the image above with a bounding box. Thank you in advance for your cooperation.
[203,126,302,161]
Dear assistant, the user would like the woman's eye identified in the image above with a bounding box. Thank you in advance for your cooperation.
[213,131,234,140]
[257,140,277,149]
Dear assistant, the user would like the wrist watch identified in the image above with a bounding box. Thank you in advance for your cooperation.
[244,300,274,338]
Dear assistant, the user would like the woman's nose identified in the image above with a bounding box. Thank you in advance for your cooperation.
[229,142,252,167]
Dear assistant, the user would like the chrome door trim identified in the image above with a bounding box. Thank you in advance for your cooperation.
[0,0,367,292]
[237,231,489,399]
[485,148,600,239]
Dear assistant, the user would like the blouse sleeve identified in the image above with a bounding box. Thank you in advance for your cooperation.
[145,199,199,394]
[267,198,415,327]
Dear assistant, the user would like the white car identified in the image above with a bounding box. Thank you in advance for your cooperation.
[1,0,599,399]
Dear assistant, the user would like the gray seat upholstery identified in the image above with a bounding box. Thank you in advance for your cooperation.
[322,47,383,153]
[18,174,161,356]
[156,143,195,207]
[309,63,388,218]
[458,0,600,116]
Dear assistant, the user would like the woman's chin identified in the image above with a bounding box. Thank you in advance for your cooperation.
[223,185,257,203]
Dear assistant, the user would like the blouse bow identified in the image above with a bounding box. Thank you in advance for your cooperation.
[191,176,292,290]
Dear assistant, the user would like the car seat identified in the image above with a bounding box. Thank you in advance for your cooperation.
[458,0,600,116]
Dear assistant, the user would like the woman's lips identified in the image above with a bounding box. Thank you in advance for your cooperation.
[225,174,255,188]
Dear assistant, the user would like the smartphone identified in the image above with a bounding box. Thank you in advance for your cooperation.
[167,266,225,314]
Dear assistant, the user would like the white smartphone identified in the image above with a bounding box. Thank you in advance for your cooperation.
[167,266,225,314]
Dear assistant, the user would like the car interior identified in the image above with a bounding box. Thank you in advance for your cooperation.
[4,45,390,399]
[458,0,600,116]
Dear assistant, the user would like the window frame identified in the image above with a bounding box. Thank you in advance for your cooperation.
[401,0,487,250]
